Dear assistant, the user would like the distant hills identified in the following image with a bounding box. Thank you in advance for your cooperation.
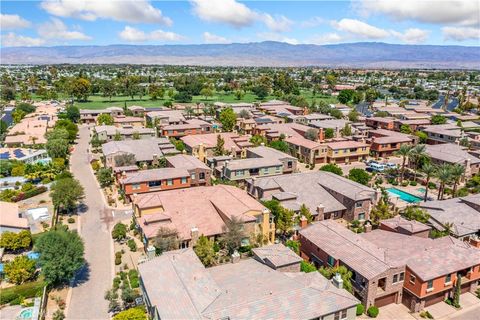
[1,41,479,69]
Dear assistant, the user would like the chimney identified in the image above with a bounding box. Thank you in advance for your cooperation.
[332,273,343,289]
[299,215,308,229]
[152,153,159,166]
[364,222,372,233]
[318,128,325,142]
[464,158,471,181]
[190,227,199,246]
[231,250,240,263]
[335,126,340,138]
[316,204,325,221]
[121,171,127,179]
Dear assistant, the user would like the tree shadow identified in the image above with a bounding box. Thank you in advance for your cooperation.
[77,203,89,214]
[70,262,91,288]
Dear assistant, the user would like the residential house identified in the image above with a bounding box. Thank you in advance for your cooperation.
[300,220,480,311]
[132,185,275,249]
[80,107,123,124]
[113,116,144,128]
[379,216,431,238]
[393,119,431,132]
[418,195,480,245]
[102,138,178,168]
[286,113,333,124]
[424,143,480,177]
[181,132,253,161]
[421,122,480,145]
[368,129,416,158]
[127,105,146,117]
[365,117,395,130]
[0,148,49,164]
[325,140,370,164]
[247,171,378,222]
[93,125,155,142]
[0,201,29,234]
[161,118,212,138]
[138,247,359,320]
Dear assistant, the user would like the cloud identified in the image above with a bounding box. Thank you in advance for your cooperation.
[190,0,255,28]
[442,26,480,41]
[261,14,293,32]
[1,33,45,47]
[190,0,293,32]
[301,16,325,28]
[390,28,430,44]
[0,14,31,30]
[358,0,479,26]
[119,26,184,42]
[202,32,230,44]
[332,18,390,39]
[257,32,299,45]
[40,0,172,25]
[38,18,91,40]
[309,33,347,44]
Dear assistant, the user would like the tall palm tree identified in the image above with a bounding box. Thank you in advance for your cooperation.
[450,164,465,197]
[422,163,436,201]
[395,144,413,183]
[410,144,428,180]
[436,164,453,200]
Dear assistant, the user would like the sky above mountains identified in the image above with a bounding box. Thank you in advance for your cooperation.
[1,0,479,47]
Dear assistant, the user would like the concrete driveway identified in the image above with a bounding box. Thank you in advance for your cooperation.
[66,125,113,319]
[378,303,416,320]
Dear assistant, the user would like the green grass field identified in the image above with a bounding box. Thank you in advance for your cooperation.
[21,89,338,110]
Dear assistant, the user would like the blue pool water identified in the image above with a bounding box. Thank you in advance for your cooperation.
[387,188,423,203]
[18,308,33,319]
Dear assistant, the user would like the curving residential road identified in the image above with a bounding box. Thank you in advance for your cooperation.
[67,125,114,320]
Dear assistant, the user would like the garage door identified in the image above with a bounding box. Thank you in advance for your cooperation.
[424,292,445,307]
[402,291,414,310]
[375,293,397,307]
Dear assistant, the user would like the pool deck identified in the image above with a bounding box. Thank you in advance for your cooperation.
[385,183,437,208]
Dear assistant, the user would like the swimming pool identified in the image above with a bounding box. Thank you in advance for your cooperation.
[17,307,33,319]
[387,188,423,203]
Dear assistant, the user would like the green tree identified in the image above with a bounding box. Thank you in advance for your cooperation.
[194,235,216,267]
[219,107,237,132]
[250,135,267,147]
[415,131,428,144]
[400,124,412,134]
[453,276,461,308]
[97,168,114,188]
[113,307,146,320]
[319,265,353,293]
[305,128,318,141]
[0,120,7,135]
[410,144,428,180]
[299,204,313,223]
[50,178,85,213]
[320,164,343,176]
[69,77,91,102]
[395,144,412,183]
[300,261,317,273]
[12,110,26,123]
[65,105,80,123]
[402,206,430,223]
[55,119,78,142]
[220,216,246,254]
[114,153,136,167]
[450,164,465,198]
[4,255,36,285]
[348,168,370,185]
[276,208,294,237]
[269,140,289,153]
[111,223,127,241]
[370,198,394,226]
[35,228,85,285]
[0,230,32,251]
[436,164,453,200]
[97,113,114,125]
[431,115,447,125]
[326,74,337,90]
[213,134,225,156]
[46,137,69,159]
[422,163,436,201]
[252,84,269,99]
[341,123,353,137]
[348,109,359,122]
[325,128,334,139]
[114,131,122,141]
[285,240,300,255]
[338,89,355,104]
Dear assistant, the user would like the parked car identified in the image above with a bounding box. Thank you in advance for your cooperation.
[368,163,386,172]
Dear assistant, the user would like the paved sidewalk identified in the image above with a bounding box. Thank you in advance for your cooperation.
[66,126,114,320]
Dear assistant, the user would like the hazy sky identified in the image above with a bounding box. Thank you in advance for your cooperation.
[1,0,479,47]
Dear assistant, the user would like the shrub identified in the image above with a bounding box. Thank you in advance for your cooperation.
[420,310,434,319]
[367,306,379,318]
[401,181,409,187]
[127,239,137,252]
[0,279,45,305]
[115,256,122,265]
[128,269,139,289]
[300,261,317,273]
[111,223,127,241]
[356,304,365,316]
[409,180,417,186]
[67,217,75,224]
[428,182,436,189]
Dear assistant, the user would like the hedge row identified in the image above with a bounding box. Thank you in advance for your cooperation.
[0,279,46,305]
[11,186,48,202]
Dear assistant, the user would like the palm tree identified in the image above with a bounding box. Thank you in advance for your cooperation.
[395,144,413,183]
[422,163,436,201]
[450,164,465,197]
[184,106,194,119]
[410,144,428,180]
[436,164,453,200]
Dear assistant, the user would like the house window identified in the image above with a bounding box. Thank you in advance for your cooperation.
[327,255,335,266]
[410,274,416,284]
[355,202,363,208]
[132,184,141,190]
[199,172,205,179]
[287,161,292,168]
[427,280,434,291]
[341,310,347,319]
[191,173,196,180]
[236,170,244,176]
[399,272,404,281]
[358,213,365,220]
[445,274,451,284]
[181,177,187,184]
[393,274,398,283]
[148,180,161,187]
[167,179,173,186]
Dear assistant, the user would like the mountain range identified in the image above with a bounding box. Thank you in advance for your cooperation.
[1,41,479,69]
